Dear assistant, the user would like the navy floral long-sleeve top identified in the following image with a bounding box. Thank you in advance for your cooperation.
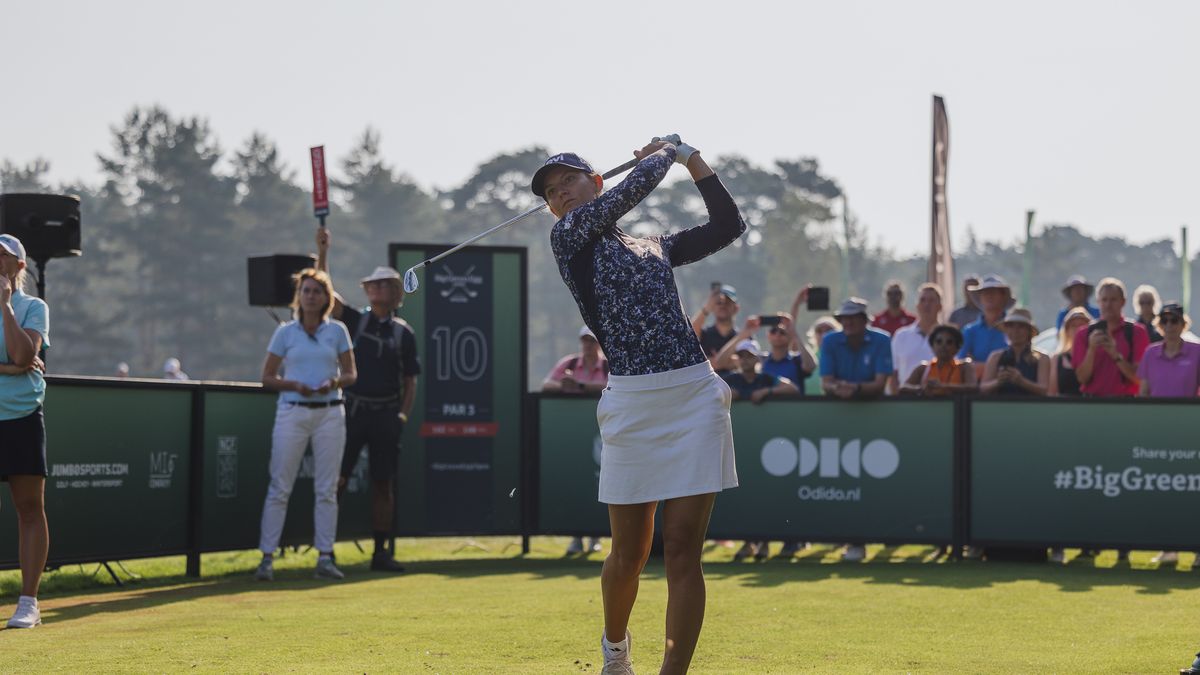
[550,147,747,376]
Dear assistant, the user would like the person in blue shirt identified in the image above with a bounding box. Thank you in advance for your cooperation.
[1055,275,1100,329]
[0,234,49,629]
[958,275,1013,378]
[818,297,892,564]
[255,268,357,582]
[819,298,892,399]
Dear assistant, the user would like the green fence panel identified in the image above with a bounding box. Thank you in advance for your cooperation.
[0,384,191,566]
[537,397,955,542]
[199,388,372,552]
[970,400,1200,548]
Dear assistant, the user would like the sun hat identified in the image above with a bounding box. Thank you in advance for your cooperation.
[360,266,402,284]
[531,153,597,198]
[967,274,1016,308]
[1001,307,1038,333]
[1061,275,1094,300]
[833,297,869,318]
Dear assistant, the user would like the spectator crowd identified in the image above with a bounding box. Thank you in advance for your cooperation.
[605,272,1199,566]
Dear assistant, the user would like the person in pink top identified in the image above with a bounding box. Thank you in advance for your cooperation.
[1072,277,1149,397]
[541,325,609,394]
[1137,303,1200,397]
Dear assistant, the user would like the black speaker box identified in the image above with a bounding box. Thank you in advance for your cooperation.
[247,254,317,307]
[0,193,82,261]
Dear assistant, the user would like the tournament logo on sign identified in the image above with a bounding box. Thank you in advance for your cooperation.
[433,264,485,304]
[149,451,178,489]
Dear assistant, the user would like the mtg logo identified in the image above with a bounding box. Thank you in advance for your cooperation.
[760,437,900,479]
[149,451,178,489]
[433,264,485,303]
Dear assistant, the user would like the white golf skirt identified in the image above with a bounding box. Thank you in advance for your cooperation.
[597,361,738,504]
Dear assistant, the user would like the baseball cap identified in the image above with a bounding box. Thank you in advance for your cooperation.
[1159,302,1185,319]
[579,325,597,340]
[718,284,738,302]
[735,338,761,354]
[0,234,26,262]
[531,153,597,198]
[360,266,402,284]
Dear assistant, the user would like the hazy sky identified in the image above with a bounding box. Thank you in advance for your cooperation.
[3,0,1197,257]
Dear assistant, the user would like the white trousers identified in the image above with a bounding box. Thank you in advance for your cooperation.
[259,402,346,554]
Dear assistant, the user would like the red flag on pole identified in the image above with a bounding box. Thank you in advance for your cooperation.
[310,146,330,219]
[928,95,954,314]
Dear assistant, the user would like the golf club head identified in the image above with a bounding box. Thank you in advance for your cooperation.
[403,267,420,294]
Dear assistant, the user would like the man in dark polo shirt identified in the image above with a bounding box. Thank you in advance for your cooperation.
[691,283,740,369]
[318,229,420,572]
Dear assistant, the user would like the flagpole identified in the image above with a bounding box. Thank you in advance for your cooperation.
[1021,210,1035,307]
[1183,225,1191,312]
[841,193,851,301]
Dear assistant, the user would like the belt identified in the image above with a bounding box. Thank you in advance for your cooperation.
[290,400,344,408]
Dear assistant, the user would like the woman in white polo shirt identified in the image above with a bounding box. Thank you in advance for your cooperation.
[255,268,356,581]
[0,234,49,628]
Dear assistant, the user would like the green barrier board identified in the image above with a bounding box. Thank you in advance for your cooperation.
[0,385,191,565]
[971,400,1200,548]
[538,397,955,542]
[199,389,372,552]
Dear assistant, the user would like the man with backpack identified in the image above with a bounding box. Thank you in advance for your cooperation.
[317,229,419,572]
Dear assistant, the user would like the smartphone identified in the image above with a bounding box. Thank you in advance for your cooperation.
[760,315,783,328]
[711,281,722,293]
[807,286,831,311]
[1087,320,1108,335]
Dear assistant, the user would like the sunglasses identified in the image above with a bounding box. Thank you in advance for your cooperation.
[768,327,787,335]
[932,337,959,346]
[1160,316,1183,325]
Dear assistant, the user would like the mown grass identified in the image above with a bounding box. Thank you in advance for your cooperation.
[1,539,1197,673]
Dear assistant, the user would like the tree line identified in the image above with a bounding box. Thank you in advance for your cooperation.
[1,105,1193,384]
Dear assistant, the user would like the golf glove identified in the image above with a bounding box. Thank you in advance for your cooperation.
[652,134,697,165]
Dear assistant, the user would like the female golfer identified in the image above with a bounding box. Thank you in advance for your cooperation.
[0,234,49,628]
[532,136,745,674]
[256,268,356,581]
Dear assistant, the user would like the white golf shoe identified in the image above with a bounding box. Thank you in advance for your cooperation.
[254,557,274,581]
[314,556,345,580]
[7,596,41,628]
[601,630,633,674]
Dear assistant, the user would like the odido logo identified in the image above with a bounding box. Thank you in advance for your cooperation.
[760,437,900,479]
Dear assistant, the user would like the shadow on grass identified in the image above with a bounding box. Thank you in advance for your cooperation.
[23,544,1197,627]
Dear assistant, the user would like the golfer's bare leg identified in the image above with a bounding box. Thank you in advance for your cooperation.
[659,492,716,675]
[602,502,656,643]
[9,476,48,597]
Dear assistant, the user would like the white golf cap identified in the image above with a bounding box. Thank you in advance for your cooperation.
[164,357,181,373]
[361,266,402,284]
[0,234,26,262]
[579,325,597,340]
[735,338,761,354]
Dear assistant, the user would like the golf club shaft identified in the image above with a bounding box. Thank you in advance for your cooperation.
[410,156,642,272]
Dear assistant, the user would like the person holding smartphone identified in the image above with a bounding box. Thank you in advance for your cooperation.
[1073,277,1148,397]
[691,283,740,369]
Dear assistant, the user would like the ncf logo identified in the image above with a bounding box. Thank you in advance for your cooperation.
[760,438,900,479]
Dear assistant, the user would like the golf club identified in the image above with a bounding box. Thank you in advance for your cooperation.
[403,156,641,294]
